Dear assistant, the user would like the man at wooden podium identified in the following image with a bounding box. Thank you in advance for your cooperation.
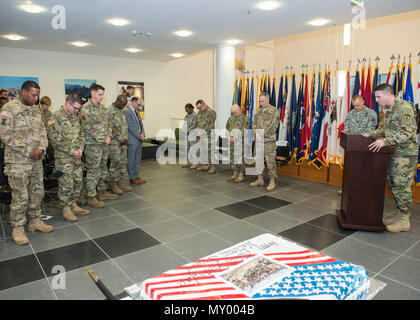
[363,84,417,233]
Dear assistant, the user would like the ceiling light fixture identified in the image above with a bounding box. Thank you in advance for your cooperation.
[126,48,142,53]
[174,30,193,37]
[4,34,25,41]
[255,1,281,11]
[170,53,185,58]
[107,18,130,26]
[308,19,330,27]
[70,41,89,47]
[226,39,241,45]
[20,4,45,13]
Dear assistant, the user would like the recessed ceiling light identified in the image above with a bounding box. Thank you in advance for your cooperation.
[107,18,130,26]
[126,48,142,53]
[70,41,89,47]
[255,1,281,11]
[20,4,45,13]
[4,34,25,41]
[226,39,241,45]
[173,30,193,37]
[170,53,185,58]
[308,19,330,26]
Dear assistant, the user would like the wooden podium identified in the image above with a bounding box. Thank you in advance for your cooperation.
[336,132,395,232]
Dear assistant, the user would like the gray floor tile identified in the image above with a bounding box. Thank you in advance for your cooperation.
[299,196,341,213]
[380,255,420,290]
[28,224,89,253]
[183,209,237,229]
[75,206,118,222]
[159,199,209,216]
[209,221,271,245]
[113,245,189,284]
[50,260,132,300]
[78,215,137,239]
[0,239,34,262]
[269,189,316,203]
[0,278,55,300]
[193,193,237,208]
[140,218,202,243]
[373,275,420,300]
[166,231,231,261]
[145,192,187,206]
[322,237,400,274]
[124,206,176,227]
[107,198,153,214]
[273,203,326,222]
[405,241,420,260]
[244,211,303,234]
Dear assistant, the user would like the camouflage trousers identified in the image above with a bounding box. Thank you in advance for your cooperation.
[387,156,417,213]
[230,143,245,173]
[55,157,83,208]
[255,141,277,179]
[109,144,128,182]
[5,161,43,227]
[85,144,109,197]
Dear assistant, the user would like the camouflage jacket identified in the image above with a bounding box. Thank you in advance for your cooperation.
[344,107,377,134]
[252,104,280,142]
[81,99,111,145]
[47,107,84,159]
[108,104,128,145]
[0,99,48,164]
[226,114,250,137]
[40,109,53,130]
[183,112,197,135]
[367,98,417,157]
[196,107,216,134]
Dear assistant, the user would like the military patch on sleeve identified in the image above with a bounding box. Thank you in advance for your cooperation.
[79,111,84,118]
[48,119,55,126]
[1,111,11,118]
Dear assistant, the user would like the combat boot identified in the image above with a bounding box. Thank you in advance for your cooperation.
[386,212,411,232]
[250,175,264,187]
[266,178,276,191]
[196,165,209,171]
[27,218,54,233]
[234,172,244,183]
[182,161,192,168]
[12,226,29,246]
[227,171,238,181]
[189,164,199,170]
[110,182,123,195]
[88,196,105,208]
[63,206,78,222]
[207,166,216,174]
[383,209,401,226]
[118,180,132,192]
[97,190,118,201]
[71,204,90,215]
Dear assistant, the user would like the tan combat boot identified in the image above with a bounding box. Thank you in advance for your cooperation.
[71,203,90,216]
[97,190,118,201]
[196,165,209,171]
[88,196,105,208]
[208,166,216,174]
[189,164,199,170]
[386,212,411,232]
[250,175,264,187]
[234,172,244,183]
[27,218,54,233]
[63,206,78,222]
[227,171,238,181]
[118,180,132,192]
[266,178,276,191]
[110,182,123,195]
[12,226,29,246]
[182,161,192,168]
[383,209,401,226]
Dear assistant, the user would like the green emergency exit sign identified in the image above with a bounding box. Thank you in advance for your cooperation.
[351,0,364,7]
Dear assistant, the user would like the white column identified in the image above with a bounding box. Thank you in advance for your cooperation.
[215,44,235,131]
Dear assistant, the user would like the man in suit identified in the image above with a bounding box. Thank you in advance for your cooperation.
[125,96,146,184]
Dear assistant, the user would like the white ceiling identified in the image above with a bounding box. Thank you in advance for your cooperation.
[0,0,419,62]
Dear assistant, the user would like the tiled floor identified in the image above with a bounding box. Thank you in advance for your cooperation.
[1,160,420,300]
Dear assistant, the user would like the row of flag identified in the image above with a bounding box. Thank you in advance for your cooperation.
[232,60,420,176]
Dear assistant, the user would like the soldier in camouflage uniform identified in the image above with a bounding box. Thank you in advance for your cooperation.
[344,95,378,134]
[47,93,90,222]
[108,95,132,194]
[39,96,55,178]
[364,84,417,232]
[190,99,217,174]
[0,81,54,246]
[182,103,197,168]
[250,92,280,191]
[81,84,118,209]
[226,104,250,183]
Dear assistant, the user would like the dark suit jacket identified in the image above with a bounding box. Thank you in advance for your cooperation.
[125,107,145,145]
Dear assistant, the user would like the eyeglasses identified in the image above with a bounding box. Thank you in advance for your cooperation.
[69,102,81,111]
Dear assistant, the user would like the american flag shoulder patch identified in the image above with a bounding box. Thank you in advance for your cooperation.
[1,111,11,118]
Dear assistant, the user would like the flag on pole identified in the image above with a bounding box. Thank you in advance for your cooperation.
[403,63,414,104]
[308,71,323,168]
[336,69,351,168]
[360,65,366,98]
[279,74,290,142]
[371,65,380,127]
[287,73,297,161]
[315,70,331,168]
[364,65,372,109]
[276,74,284,140]
[415,62,420,186]
[327,69,338,165]
[270,75,277,106]
[294,73,305,163]
[297,72,309,163]
[386,65,393,84]
[350,69,360,110]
